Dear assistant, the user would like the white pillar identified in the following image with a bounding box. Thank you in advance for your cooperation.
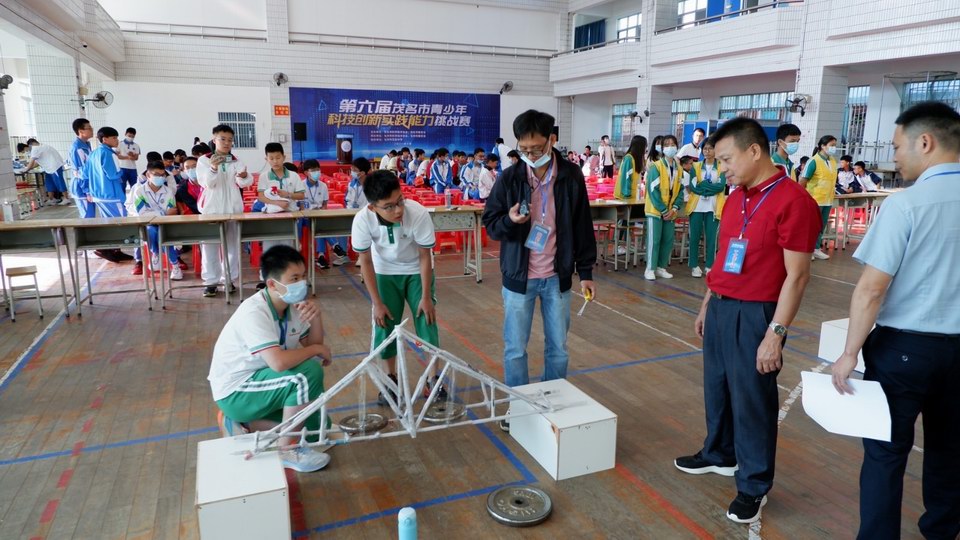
[795,66,849,152]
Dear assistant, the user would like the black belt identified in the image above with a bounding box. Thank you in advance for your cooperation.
[877,325,960,340]
[710,290,740,301]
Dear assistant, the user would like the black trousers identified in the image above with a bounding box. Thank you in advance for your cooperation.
[602,164,614,178]
[701,296,781,497]
[858,326,960,540]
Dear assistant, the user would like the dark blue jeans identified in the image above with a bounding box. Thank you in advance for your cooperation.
[701,296,781,498]
[858,327,960,540]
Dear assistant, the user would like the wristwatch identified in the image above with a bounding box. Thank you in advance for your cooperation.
[769,322,788,337]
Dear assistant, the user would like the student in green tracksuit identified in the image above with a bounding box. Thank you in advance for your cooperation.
[772,123,801,178]
[644,135,684,281]
[685,140,726,277]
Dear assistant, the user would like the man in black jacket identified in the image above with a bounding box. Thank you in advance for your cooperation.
[482,110,597,431]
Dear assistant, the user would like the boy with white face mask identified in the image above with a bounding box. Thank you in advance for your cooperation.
[209,245,333,473]
[301,159,348,268]
[128,161,182,280]
[772,123,802,178]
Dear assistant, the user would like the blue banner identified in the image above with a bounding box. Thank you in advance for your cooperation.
[289,87,501,161]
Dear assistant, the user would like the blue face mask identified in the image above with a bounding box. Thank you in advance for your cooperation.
[520,143,551,169]
[655,145,663,153]
[149,175,166,187]
[663,147,678,159]
[275,279,308,304]
[351,172,359,181]
[185,168,198,180]
[308,171,320,181]
[826,146,838,156]
[785,142,800,155]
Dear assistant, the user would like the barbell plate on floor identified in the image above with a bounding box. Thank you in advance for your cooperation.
[338,413,388,435]
[486,485,552,527]
[422,401,467,424]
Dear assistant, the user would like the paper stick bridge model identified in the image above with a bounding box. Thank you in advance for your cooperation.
[245,321,559,458]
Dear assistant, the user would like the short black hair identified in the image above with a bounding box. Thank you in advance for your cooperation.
[601,135,610,141]
[16,143,28,153]
[513,109,555,140]
[496,138,504,144]
[174,149,186,157]
[352,156,371,173]
[399,147,410,154]
[413,148,425,158]
[72,118,90,135]
[895,101,960,152]
[302,159,320,170]
[363,170,401,203]
[212,124,234,136]
[507,150,520,159]
[184,156,198,164]
[584,145,592,150]
[473,147,485,156]
[192,143,211,156]
[26,138,38,145]
[854,161,866,169]
[708,117,770,155]
[97,126,118,141]
[840,155,853,162]
[146,160,166,173]
[487,154,500,163]
[146,151,162,162]
[388,149,397,156]
[693,127,706,136]
[260,245,306,282]
[435,147,449,157]
[776,123,801,141]
[679,156,695,166]
[661,134,679,147]
[162,151,175,160]
[265,142,284,155]
[281,163,296,172]
[125,127,136,135]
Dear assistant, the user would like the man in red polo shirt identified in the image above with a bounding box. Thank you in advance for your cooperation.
[674,117,821,524]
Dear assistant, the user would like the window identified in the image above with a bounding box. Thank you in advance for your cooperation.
[902,79,960,111]
[718,91,792,121]
[842,86,869,146]
[677,0,708,28]
[574,20,606,49]
[217,112,257,148]
[612,103,637,147]
[19,81,35,137]
[617,13,641,42]
[671,98,702,140]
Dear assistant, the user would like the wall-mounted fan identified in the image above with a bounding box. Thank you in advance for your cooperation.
[499,81,513,95]
[0,74,13,94]
[787,94,810,117]
[273,72,289,86]
[86,91,113,109]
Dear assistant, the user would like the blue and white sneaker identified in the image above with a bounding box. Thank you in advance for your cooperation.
[281,446,331,473]
[217,410,249,437]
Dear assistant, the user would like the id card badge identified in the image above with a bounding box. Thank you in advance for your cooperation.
[723,239,748,274]
[524,223,552,253]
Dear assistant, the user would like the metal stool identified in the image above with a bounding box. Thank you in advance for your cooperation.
[5,265,43,322]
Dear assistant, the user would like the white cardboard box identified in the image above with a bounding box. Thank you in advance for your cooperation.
[509,379,617,481]
[196,435,290,540]
[818,318,867,373]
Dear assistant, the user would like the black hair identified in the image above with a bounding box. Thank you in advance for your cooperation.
[895,101,960,152]
[125,127,136,135]
[435,147,449,157]
[840,155,853,163]
[584,145,592,151]
[512,109,555,140]
[146,160,166,173]
[26,138,38,145]
[363,170,401,203]
[174,149,186,157]
[388,149,397,156]
[352,156,372,173]
[212,124,235,136]
[399,147,410,154]
[601,135,610,141]
[265,142,284,155]
[414,148,425,158]
[679,156,695,166]
[812,135,837,157]
[162,151,175,160]
[430,151,437,159]
[648,135,662,161]
[96,127,118,141]
[796,156,810,180]
[661,134,679,148]
[283,162,298,172]
[473,147,485,156]
[193,137,201,145]
[260,245,306,282]
[192,143,211,156]
[184,156,198,164]
[146,151,162,162]
[487,154,500,163]
[776,123,801,141]
[72,118,90,135]
[302,159,320,171]
[708,118,770,155]
[507,150,520,160]
[626,135,647,173]
[16,143,28,153]
[854,161,867,169]
[693,127,706,136]
[496,138,504,144]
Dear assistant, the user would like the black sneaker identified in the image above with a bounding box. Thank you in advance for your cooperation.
[727,492,767,523]
[378,374,399,406]
[113,250,134,261]
[203,286,218,298]
[674,451,738,477]
[424,376,448,400]
[316,255,330,269]
[498,419,510,433]
[332,245,347,257]
[228,283,238,294]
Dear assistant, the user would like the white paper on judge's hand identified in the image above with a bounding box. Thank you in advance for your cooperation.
[800,372,891,442]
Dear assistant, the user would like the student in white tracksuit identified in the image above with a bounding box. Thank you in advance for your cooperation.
[196,124,253,297]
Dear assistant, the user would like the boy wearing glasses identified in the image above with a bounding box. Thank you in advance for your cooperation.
[351,170,445,404]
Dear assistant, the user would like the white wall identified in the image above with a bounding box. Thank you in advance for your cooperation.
[98,0,267,29]
[100,81,272,167]
[569,88,637,150]
[499,94,560,147]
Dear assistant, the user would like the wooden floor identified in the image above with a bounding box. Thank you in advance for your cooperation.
[0,211,929,539]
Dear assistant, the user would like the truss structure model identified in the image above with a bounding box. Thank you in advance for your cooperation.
[246,321,559,458]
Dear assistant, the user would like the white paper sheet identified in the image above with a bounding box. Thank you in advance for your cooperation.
[801,371,891,442]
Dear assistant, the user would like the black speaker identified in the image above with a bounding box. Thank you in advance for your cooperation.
[293,122,307,141]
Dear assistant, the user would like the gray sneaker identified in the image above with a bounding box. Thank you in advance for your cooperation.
[281,446,331,473]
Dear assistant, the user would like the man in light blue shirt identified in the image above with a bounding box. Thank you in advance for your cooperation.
[831,101,960,540]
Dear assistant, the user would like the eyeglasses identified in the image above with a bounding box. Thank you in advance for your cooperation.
[376,195,405,213]
[516,141,551,160]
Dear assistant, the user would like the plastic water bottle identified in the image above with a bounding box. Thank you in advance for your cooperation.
[444,187,452,209]
[398,507,417,540]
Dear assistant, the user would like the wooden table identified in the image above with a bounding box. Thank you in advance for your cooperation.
[63,216,157,314]
[427,206,484,283]
[835,191,893,248]
[302,208,358,292]
[0,219,79,318]
[153,214,233,308]
[590,199,644,271]
[235,212,303,300]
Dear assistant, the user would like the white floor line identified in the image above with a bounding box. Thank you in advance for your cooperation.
[811,273,857,287]
[574,292,702,351]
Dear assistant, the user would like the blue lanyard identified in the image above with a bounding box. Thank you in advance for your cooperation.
[278,318,288,349]
[530,158,556,223]
[740,177,785,239]
[306,182,321,204]
[146,188,165,212]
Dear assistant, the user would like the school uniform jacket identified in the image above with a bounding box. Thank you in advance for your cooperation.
[196,153,252,214]
[83,145,125,203]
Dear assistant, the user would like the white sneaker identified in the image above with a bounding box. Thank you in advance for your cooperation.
[691,267,703,278]
[812,249,830,260]
[58,198,72,206]
[281,446,331,473]
[170,266,183,281]
[655,267,674,279]
[616,245,627,255]
[150,253,160,270]
[644,269,656,281]
[705,267,712,274]
[333,254,349,266]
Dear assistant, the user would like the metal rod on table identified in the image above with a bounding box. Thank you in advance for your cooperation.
[51,229,70,317]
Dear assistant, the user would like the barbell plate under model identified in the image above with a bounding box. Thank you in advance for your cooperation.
[486,485,552,527]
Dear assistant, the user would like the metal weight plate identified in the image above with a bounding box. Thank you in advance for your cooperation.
[422,401,466,424]
[338,413,388,435]
[486,485,552,527]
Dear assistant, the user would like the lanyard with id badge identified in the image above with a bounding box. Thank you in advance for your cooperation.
[524,159,556,253]
[723,177,785,274]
